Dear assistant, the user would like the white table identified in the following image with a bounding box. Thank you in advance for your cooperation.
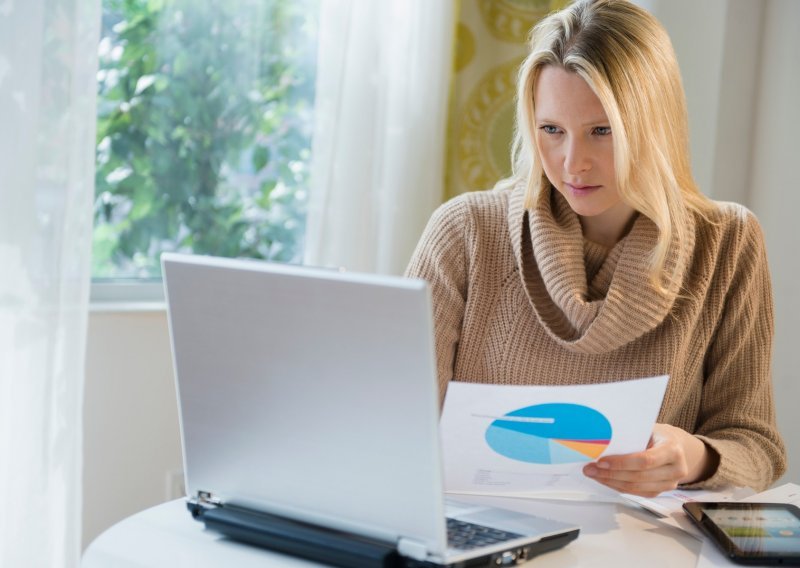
[83,494,709,567]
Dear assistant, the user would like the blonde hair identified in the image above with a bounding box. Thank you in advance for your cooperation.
[506,0,711,293]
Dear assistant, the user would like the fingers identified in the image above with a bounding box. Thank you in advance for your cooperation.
[595,448,662,472]
[583,461,683,496]
[585,475,679,498]
[599,443,686,475]
[582,427,691,497]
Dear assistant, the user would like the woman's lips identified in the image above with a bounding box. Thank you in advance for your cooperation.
[565,182,601,196]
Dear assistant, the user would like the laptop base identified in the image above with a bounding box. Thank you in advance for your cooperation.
[189,500,580,568]
[189,500,403,568]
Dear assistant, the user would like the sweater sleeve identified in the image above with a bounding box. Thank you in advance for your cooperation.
[687,210,787,491]
[405,198,469,405]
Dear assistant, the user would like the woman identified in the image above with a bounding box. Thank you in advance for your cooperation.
[406,0,786,497]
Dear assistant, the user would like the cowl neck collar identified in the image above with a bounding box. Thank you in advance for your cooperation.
[507,184,694,354]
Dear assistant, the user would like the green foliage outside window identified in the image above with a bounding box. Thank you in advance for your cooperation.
[93,0,318,278]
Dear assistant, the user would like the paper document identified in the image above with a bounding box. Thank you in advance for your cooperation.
[625,487,756,519]
[741,483,800,507]
[440,375,669,501]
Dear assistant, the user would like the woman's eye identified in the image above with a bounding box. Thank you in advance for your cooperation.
[541,125,559,134]
[593,126,612,135]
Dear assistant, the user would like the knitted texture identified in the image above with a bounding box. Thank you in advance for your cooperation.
[406,184,787,491]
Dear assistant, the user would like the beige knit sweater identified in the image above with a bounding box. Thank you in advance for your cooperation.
[406,183,786,491]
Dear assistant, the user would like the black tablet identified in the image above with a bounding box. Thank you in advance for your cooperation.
[683,502,800,565]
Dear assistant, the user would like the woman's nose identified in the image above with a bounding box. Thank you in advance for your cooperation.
[564,137,591,174]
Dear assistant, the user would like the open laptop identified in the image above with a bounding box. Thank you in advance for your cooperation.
[162,252,579,567]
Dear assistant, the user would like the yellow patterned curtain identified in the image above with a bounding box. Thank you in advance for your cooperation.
[445,0,568,200]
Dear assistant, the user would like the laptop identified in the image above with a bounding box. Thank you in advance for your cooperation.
[162,252,579,567]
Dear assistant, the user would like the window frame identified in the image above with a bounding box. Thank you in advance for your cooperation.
[91,0,319,297]
[90,279,165,307]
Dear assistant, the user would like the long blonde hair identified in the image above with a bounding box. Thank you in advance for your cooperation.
[506,0,711,293]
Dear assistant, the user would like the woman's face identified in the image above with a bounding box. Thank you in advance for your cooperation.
[534,65,634,243]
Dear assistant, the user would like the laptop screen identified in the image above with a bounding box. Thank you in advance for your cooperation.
[163,253,448,554]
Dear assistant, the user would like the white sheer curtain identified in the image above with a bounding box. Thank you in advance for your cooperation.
[304,0,455,275]
[0,1,99,566]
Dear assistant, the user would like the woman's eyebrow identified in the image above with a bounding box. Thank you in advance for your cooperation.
[535,116,610,126]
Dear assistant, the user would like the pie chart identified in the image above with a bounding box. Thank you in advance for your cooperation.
[484,403,612,464]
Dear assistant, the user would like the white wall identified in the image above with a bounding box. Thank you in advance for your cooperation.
[747,0,800,487]
[82,0,800,549]
[83,309,181,549]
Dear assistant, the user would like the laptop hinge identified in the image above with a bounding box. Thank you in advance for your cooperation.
[396,537,428,561]
[196,490,222,507]
[187,490,223,519]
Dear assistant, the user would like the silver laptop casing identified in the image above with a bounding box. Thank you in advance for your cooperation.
[163,253,578,564]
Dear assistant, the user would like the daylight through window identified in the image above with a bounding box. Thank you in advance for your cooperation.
[93,0,318,281]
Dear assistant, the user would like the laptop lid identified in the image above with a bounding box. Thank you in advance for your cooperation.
[162,253,448,555]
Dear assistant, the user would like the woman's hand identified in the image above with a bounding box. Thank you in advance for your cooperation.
[582,423,718,497]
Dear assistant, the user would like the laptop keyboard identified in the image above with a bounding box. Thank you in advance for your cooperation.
[446,518,524,551]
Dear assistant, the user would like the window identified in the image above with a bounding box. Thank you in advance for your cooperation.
[93,0,318,295]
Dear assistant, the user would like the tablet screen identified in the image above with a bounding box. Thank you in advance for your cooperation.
[704,505,800,555]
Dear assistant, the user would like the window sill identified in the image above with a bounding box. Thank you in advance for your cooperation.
[90,281,165,312]
[89,301,166,313]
